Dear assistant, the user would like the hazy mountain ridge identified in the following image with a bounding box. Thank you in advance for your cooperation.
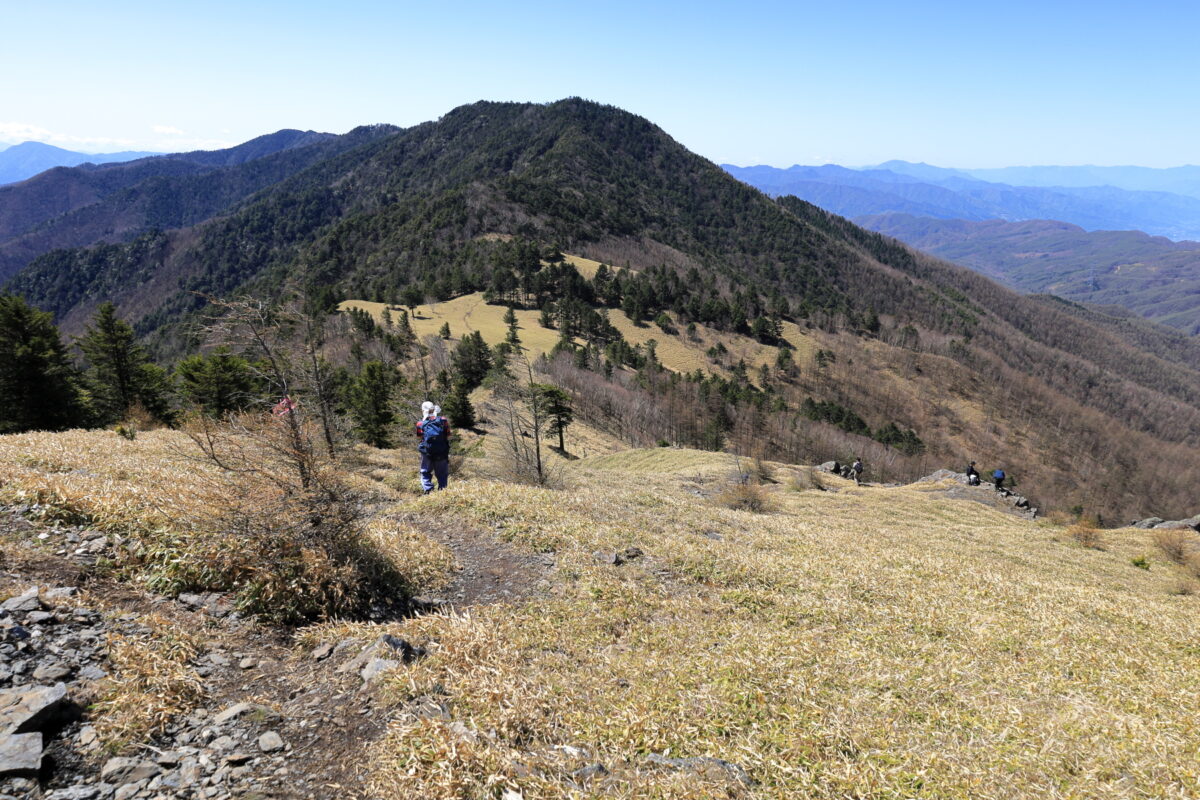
[0,140,161,185]
[858,212,1200,334]
[725,162,1200,240]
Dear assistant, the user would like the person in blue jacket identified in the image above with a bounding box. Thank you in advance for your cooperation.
[992,467,1006,491]
[416,401,451,493]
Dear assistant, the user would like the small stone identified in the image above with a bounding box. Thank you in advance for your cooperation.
[592,551,619,565]
[101,756,160,783]
[33,662,73,682]
[25,611,54,625]
[213,702,277,726]
[360,657,400,683]
[310,643,333,661]
[258,731,284,753]
[0,681,69,734]
[224,752,253,766]
[209,735,235,752]
[112,782,145,800]
[238,657,256,670]
[156,750,181,767]
[78,725,98,747]
[78,665,108,681]
[44,785,101,799]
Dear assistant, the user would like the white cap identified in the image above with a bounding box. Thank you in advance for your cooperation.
[421,401,435,416]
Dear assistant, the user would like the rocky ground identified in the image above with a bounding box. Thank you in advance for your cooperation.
[0,505,548,799]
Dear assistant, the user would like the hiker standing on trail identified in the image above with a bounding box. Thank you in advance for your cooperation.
[992,467,1006,492]
[966,462,980,486]
[417,401,451,494]
[852,457,864,486]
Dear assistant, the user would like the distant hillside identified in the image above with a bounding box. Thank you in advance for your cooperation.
[725,162,1200,241]
[0,140,160,185]
[0,127,398,281]
[8,98,1200,521]
[858,213,1200,334]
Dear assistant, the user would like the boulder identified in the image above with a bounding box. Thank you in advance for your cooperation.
[1153,518,1200,531]
[1133,517,1165,529]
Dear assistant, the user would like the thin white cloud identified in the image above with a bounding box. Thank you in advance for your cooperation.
[0,121,236,153]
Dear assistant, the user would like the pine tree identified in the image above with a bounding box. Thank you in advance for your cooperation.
[0,295,83,433]
[347,360,395,448]
[536,384,574,451]
[442,380,476,429]
[77,302,170,423]
[439,322,451,339]
[451,331,493,391]
[175,348,259,417]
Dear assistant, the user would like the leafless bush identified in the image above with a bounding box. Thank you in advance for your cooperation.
[790,467,825,492]
[715,482,774,513]
[1067,522,1105,550]
[1153,529,1198,564]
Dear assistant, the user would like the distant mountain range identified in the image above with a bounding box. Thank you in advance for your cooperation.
[858,213,1200,334]
[0,141,161,185]
[724,162,1200,241]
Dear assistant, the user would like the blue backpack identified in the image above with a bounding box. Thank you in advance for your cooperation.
[419,416,450,457]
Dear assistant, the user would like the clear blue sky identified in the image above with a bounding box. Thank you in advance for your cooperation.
[2,0,1196,167]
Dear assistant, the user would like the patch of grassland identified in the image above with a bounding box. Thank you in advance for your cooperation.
[352,450,1200,799]
[0,429,453,619]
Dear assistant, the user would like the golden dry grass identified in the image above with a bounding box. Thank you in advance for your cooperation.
[341,450,1200,799]
[91,611,205,752]
[0,428,454,618]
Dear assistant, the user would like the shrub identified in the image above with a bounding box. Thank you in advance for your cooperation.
[1067,522,1105,550]
[1131,555,1151,570]
[715,482,773,513]
[790,467,825,492]
[1153,529,1197,564]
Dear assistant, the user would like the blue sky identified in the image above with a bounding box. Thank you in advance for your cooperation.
[2,0,1196,167]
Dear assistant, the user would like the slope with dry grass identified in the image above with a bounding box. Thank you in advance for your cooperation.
[333,448,1200,799]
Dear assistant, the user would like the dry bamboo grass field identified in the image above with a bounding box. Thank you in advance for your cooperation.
[3,430,1198,798]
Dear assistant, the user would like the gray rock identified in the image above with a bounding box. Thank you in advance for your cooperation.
[209,735,235,752]
[100,756,160,783]
[0,681,68,735]
[0,731,42,777]
[32,662,72,682]
[645,753,753,786]
[310,643,334,661]
[78,665,108,682]
[212,702,277,726]
[1133,517,1165,529]
[571,763,608,781]
[238,657,256,670]
[44,786,102,799]
[0,589,41,614]
[592,551,619,565]
[360,657,401,683]
[112,782,144,800]
[258,731,284,753]
[224,752,253,765]
[156,750,181,767]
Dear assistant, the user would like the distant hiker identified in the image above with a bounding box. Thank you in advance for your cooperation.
[416,401,451,494]
[992,467,1006,492]
[966,461,980,486]
[852,458,864,486]
[830,460,842,476]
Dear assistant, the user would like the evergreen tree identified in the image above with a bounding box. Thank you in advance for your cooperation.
[347,360,395,448]
[439,322,451,339]
[451,331,493,391]
[536,384,574,451]
[175,348,259,417]
[442,379,476,429]
[0,295,83,433]
[77,302,170,423]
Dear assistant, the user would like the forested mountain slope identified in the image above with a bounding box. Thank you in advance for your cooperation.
[6,98,1200,520]
[0,127,400,281]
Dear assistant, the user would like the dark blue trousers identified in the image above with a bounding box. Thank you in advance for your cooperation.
[420,455,449,492]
